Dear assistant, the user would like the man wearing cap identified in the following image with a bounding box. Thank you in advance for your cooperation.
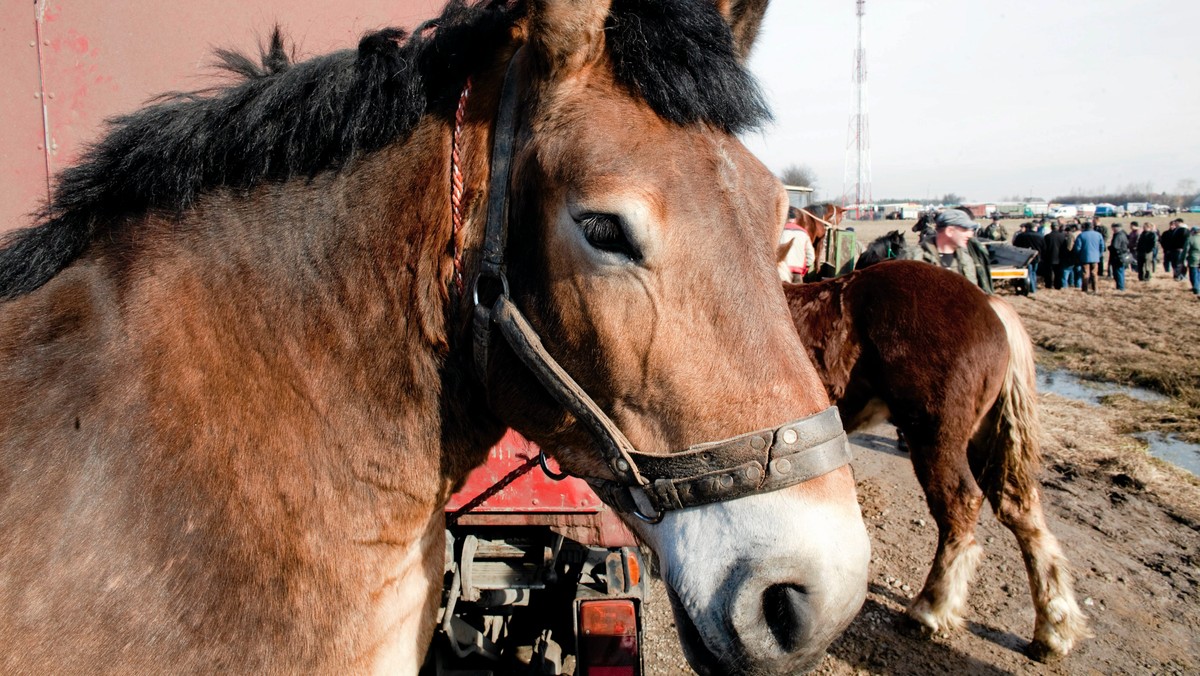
[900,209,993,293]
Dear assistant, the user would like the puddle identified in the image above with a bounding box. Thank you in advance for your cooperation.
[1133,432,1200,476]
[1037,368,1198,476]
[1036,367,1167,406]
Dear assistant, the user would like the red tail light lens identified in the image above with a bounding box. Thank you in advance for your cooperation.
[579,600,639,676]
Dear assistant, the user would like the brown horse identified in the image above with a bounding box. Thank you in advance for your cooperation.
[0,1,869,673]
[796,202,848,268]
[780,260,1089,661]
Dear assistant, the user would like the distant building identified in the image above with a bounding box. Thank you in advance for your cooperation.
[784,185,814,210]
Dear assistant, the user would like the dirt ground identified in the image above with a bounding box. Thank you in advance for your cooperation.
[641,215,1200,675]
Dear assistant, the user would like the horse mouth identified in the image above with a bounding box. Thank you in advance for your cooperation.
[664,583,727,676]
[663,577,830,676]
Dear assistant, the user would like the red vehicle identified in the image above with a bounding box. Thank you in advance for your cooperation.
[429,431,646,675]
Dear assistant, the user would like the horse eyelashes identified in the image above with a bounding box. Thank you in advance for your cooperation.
[578,213,641,261]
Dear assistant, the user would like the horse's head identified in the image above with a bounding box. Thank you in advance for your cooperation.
[828,204,848,226]
[472,1,869,671]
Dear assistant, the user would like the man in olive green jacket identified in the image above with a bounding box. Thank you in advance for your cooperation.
[901,209,994,293]
[1183,225,1200,295]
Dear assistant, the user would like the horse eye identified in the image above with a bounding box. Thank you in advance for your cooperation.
[577,213,641,261]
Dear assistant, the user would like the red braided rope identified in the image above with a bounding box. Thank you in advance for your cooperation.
[450,79,472,293]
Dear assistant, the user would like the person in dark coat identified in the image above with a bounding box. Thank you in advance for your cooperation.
[1012,222,1045,295]
[1136,224,1159,281]
[1043,222,1069,289]
[1183,225,1200,294]
[1127,222,1141,274]
[1093,216,1110,276]
[1162,219,1189,281]
[1108,223,1130,291]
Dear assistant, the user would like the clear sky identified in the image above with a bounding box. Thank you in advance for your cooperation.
[741,0,1200,204]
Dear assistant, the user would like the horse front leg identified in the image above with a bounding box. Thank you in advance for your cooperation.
[904,434,985,636]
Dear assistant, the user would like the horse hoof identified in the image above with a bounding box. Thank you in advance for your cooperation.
[896,614,934,639]
[1025,640,1066,663]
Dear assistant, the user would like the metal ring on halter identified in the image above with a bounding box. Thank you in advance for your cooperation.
[538,451,570,481]
[628,487,664,524]
[633,504,664,525]
[472,270,510,308]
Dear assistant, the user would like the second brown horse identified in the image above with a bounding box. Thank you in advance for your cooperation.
[783,260,1089,661]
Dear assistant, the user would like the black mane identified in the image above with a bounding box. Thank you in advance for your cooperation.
[0,0,768,300]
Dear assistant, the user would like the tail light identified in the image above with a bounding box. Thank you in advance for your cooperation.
[578,599,639,676]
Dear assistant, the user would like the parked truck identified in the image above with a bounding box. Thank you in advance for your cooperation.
[429,431,646,676]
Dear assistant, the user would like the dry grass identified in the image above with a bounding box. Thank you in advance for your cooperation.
[1038,393,1200,523]
[1007,274,1200,443]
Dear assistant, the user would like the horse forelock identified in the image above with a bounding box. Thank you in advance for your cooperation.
[605,0,770,134]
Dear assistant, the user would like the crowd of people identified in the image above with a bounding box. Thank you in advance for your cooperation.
[1004,215,1200,296]
[790,207,1200,299]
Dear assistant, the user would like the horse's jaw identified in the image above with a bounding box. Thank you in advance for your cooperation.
[634,469,870,674]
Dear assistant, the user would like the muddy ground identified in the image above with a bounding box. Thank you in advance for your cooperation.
[641,219,1200,675]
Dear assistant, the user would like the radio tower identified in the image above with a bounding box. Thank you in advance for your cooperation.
[843,0,871,219]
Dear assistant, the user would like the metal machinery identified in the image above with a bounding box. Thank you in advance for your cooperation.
[432,431,646,676]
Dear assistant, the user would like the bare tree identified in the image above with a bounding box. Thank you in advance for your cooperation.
[941,193,966,205]
[780,164,818,194]
[1174,179,1197,209]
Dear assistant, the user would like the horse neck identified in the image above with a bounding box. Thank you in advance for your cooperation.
[782,278,853,385]
[94,120,487,624]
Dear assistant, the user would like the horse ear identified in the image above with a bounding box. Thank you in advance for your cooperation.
[776,238,794,263]
[524,0,611,73]
[715,0,770,61]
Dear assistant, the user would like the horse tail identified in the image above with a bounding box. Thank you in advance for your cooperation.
[983,295,1091,658]
[980,296,1041,507]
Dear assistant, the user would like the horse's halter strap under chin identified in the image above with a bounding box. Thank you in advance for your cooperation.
[468,51,852,522]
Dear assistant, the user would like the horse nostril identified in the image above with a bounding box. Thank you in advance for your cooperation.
[762,583,811,653]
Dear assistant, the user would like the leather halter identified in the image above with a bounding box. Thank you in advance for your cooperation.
[468,52,853,522]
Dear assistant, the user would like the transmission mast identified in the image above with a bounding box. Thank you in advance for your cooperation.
[843,0,872,219]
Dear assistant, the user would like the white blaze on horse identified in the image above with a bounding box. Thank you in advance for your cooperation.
[0,0,869,673]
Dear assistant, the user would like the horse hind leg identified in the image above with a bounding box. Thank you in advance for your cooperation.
[903,436,985,636]
[983,295,1089,660]
[990,484,1091,661]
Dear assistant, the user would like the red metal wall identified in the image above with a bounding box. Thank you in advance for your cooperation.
[1,0,440,236]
